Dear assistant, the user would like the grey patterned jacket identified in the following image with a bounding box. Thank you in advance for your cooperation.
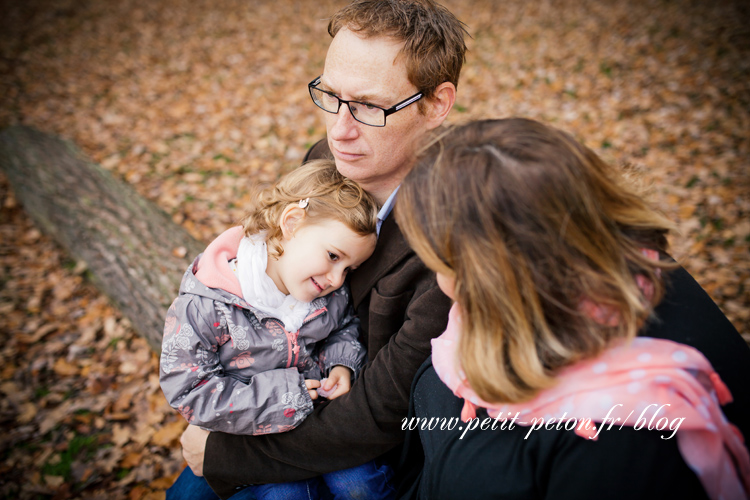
[160,255,366,436]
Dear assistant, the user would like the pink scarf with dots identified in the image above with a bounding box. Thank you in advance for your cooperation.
[432,303,750,500]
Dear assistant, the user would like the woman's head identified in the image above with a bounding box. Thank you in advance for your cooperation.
[396,118,675,403]
[243,160,379,301]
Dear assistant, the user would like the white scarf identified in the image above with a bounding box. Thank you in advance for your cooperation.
[235,234,312,332]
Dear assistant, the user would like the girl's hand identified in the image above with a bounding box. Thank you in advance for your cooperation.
[305,379,321,400]
[319,365,353,400]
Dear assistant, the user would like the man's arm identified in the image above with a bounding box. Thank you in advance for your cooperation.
[201,248,451,498]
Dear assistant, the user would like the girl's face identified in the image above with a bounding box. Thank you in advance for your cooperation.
[267,218,376,303]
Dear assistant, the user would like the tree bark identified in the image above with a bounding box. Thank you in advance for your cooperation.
[0,126,205,352]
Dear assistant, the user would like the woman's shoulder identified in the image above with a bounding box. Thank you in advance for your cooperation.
[649,263,741,338]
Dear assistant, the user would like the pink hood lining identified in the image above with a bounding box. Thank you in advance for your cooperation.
[194,226,244,298]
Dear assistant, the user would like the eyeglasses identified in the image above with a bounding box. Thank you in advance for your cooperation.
[308,76,423,127]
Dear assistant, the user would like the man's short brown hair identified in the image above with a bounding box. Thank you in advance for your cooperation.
[328,0,468,102]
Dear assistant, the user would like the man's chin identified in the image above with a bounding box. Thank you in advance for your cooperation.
[332,159,370,184]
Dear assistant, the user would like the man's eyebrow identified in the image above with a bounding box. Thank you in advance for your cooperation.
[318,79,384,104]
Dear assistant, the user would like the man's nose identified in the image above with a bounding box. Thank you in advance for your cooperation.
[328,103,360,141]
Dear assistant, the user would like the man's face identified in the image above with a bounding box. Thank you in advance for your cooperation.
[319,29,437,202]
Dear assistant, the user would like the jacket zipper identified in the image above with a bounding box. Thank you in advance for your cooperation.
[285,328,300,368]
[260,307,328,368]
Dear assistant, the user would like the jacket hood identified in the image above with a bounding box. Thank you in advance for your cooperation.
[178,226,250,308]
[194,226,245,297]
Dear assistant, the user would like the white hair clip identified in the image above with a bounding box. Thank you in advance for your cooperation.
[298,198,309,209]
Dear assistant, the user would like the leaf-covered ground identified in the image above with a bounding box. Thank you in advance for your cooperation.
[1,0,748,497]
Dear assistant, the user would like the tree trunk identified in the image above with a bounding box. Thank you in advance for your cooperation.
[0,126,205,352]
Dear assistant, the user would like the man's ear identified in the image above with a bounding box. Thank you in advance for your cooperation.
[280,206,307,239]
[426,82,457,129]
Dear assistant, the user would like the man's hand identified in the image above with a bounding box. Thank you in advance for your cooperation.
[181,424,210,476]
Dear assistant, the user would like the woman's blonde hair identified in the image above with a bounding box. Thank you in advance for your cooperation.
[242,159,379,257]
[396,118,677,404]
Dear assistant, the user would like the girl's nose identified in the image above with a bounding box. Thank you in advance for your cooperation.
[327,269,345,290]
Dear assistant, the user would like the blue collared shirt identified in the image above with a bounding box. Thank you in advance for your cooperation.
[376,186,400,237]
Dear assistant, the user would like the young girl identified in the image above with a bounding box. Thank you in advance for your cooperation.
[161,160,394,500]
[395,118,750,499]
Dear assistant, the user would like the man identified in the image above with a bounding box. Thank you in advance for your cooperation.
[177,1,469,498]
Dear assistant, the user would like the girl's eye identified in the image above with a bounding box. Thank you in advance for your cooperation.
[328,252,339,262]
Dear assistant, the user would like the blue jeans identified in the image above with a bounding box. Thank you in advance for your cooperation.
[166,460,395,500]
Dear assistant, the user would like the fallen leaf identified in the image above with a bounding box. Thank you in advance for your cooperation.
[28,323,60,343]
[120,451,144,469]
[17,402,38,424]
[111,425,130,448]
[44,475,65,488]
[150,419,186,447]
[53,358,80,376]
[149,477,177,489]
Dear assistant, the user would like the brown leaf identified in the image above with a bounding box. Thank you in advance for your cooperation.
[149,477,177,490]
[44,475,65,488]
[150,419,186,447]
[679,204,696,219]
[53,358,80,376]
[129,485,151,500]
[17,402,38,424]
[106,411,132,422]
[17,323,59,344]
[111,424,131,447]
[120,451,144,469]
[112,390,133,412]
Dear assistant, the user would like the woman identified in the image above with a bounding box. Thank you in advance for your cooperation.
[394,118,750,499]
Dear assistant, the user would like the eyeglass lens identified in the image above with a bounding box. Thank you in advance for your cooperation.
[310,87,385,126]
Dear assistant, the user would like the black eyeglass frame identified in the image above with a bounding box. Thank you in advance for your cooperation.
[308,76,423,127]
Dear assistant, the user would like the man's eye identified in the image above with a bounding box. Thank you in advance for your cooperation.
[328,252,339,262]
[352,101,377,110]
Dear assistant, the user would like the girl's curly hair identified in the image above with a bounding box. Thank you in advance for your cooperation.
[242,159,379,258]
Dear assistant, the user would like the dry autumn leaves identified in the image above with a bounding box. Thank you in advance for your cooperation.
[1,0,748,498]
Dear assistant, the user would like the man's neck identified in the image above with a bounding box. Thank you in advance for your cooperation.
[365,179,404,207]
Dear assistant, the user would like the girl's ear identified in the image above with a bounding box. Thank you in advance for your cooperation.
[280,205,307,239]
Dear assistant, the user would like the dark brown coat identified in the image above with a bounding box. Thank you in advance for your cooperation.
[203,140,452,499]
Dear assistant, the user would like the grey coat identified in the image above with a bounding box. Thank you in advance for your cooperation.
[160,256,366,435]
